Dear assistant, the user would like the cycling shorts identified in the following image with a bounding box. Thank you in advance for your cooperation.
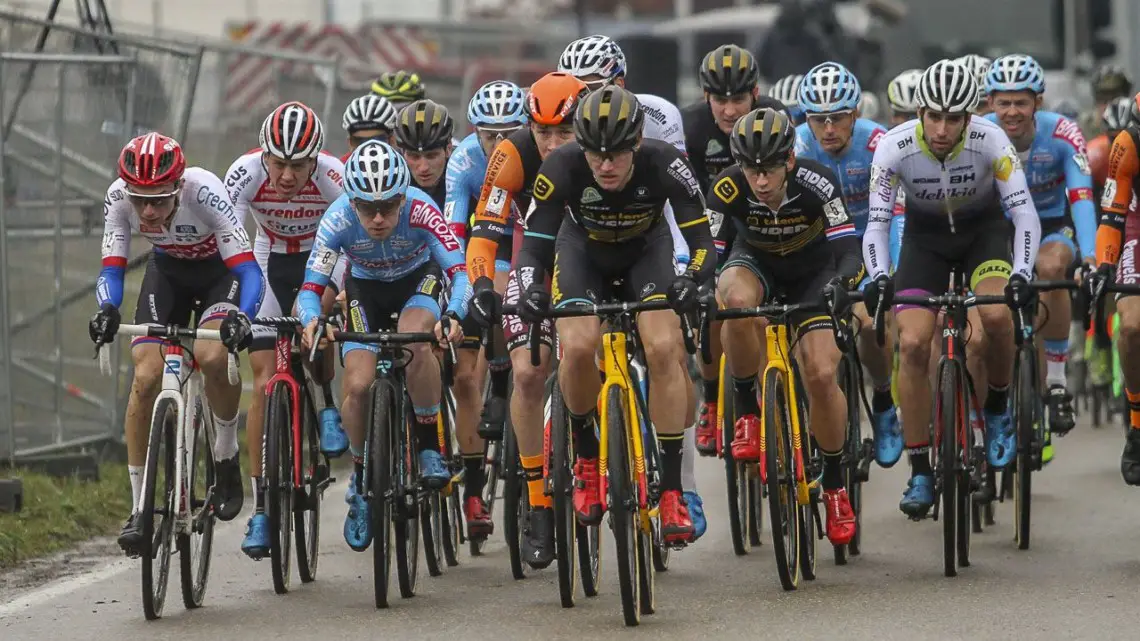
[503,267,554,352]
[132,252,239,347]
[895,212,1012,308]
[721,243,835,335]
[341,262,443,355]
[550,220,675,309]
[1040,216,1076,257]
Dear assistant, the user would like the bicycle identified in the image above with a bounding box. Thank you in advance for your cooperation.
[422,316,460,577]
[96,323,239,620]
[327,319,447,608]
[714,352,765,557]
[516,297,697,626]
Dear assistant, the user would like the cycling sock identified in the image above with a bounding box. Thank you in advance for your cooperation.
[660,433,684,492]
[521,454,552,508]
[733,375,759,418]
[821,449,843,490]
[213,412,240,461]
[489,357,511,398]
[570,410,599,459]
[907,443,932,476]
[251,476,264,512]
[681,428,698,492]
[462,454,485,500]
[1127,390,1140,429]
[350,444,364,464]
[414,412,440,453]
[1044,339,1068,388]
[702,377,719,404]
[872,382,894,413]
[984,384,1010,415]
[128,465,144,512]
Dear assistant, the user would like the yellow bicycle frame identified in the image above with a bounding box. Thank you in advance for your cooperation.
[596,329,652,531]
[758,322,814,507]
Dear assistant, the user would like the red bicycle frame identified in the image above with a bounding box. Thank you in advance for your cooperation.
[263,331,305,488]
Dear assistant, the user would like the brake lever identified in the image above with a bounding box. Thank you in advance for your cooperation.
[309,316,327,363]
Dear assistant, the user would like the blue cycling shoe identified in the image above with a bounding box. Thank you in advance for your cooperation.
[985,410,1016,469]
[344,473,372,551]
[241,513,270,560]
[871,406,903,468]
[418,450,450,489]
[683,490,707,541]
[319,407,349,457]
[899,475,934,519]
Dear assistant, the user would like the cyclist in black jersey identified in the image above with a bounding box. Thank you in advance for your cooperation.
[514,87,716,544]
[710,107,862,547]
[393,99,453,208]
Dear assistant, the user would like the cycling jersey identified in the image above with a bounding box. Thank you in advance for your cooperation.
[297,187,469,326]
[99,167,264,318]
[794,118,886,233]
[983,110,1096,260]
[863,116,1040,281]
[224,151,345,254]
[681,101,733,195]
[1097,127,1140,265]
[444,132,490,240]
[1088,133,1112,190]
[638,93,690,265]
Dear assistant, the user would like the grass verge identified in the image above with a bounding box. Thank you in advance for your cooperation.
[0,464,131,570]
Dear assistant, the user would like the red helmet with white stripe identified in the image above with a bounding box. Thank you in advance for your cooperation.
[117,132,186,188]
[260,101,325,160]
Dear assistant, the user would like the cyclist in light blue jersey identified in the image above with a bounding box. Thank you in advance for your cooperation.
[795,61,902,469]
[443,79,528,537]
[985,54,1095,455]
[297,141,469,552]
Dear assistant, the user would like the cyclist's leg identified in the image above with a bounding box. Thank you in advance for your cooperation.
[1113,236,1140,484]
[716,245,769,462]
[453,319,488,496]
[397,265,450,488]
[855,294,903,467]
[968,234,1017,468]
[1036,224,1078,434]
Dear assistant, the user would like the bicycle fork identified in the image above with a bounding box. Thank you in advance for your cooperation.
[597,332,649,514]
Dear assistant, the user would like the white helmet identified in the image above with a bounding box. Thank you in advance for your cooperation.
[918,59,978,114]
[767,74,804,107]
[956,53,993,101]
[558,35,627,83]
[260,101,324,160]
[342,94,398,134]
[859,93,881,121]
[887,69,923,112]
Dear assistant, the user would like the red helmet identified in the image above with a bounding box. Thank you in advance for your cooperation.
[118,132,186,188]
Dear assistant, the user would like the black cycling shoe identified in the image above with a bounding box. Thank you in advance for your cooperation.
[214,455,245,521]
[477,394,507,441]
[1122,429,1140,486]
[521,506,555,569]
[1045,385,1076,436]
[117,512,144,558]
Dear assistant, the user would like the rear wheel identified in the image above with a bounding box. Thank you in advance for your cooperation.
[722,370,751,557]
[441,490,461,567]
[394,398,421,598]
[422,491,444,577]
[550,377,579,608]
[141,397,176,620]
[763,369,799,591]
[265,383,293,595]
[502,420,529,580]
[472,439,499,557]
[295,386,323,583]
[1014,346,1037,550]
[936,363,961,577]
[178,391,214,609]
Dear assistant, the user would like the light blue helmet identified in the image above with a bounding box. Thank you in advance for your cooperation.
[985,54,1045,95]
[798,62,862,113]
[467,80,528,127]
[344,140,410,202]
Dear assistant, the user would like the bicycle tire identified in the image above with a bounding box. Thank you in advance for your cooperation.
[606,385,641,626]
[794,370,817,582]
[295,387,322,583]
[835,357,861,564]
[577,519,602,597]
[550,376,578,607]
[178,391,215,608]
[502,417,529,580]
[141,397,176,620]
[441,490,461,567]
[763,368,800,591]
[722,374,751,556]
[437,387,461,568]
[370,381,395,609]
[936,362,960,577]
[1014,344,1037,550]
[265,382,294,595]
[472,439,498,557]
[422,491,444,577]
[394,396,421,599]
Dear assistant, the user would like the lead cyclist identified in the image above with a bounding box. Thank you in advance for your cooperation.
[557,34,707,541]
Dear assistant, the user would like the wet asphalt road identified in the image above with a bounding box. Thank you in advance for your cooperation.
[2,415,1139,640]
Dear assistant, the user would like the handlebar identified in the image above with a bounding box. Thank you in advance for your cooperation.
[96,323,239,386]
[329,330,439,345]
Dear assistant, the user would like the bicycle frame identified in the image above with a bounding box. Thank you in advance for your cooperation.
[757,322,812,506]
[597,325,650,517]
[263,326,308,489]
[152,340,211,535]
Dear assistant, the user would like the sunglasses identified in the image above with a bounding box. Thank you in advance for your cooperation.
[352,197,402,218]
[126,188,179,208]
[806,110,854,126]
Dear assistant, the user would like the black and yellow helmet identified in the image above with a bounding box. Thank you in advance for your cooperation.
[394,100,454,152]
[699,44,759,97]
[729,108,796,167]
[371,70,427,103]
[573,85,644,153]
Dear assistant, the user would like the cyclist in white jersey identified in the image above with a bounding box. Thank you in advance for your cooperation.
[558,33,707,540]
[90,132,265,557]
[862,60,1041,518]
[223,101,348,559]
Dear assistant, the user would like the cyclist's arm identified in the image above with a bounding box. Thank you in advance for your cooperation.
[819,191,864,288]
[222,155,258,232]
[862,148,900,280]
[1057,124,1097,261]
[444,146,475,241]
[515,159,570,288]
[97,184,132,309]
[888,196,905,270]
[199,172,263,317]
[659,151,715,284]
[297,205,348,327]
[707,172,741,264]
[467,139,525,283]
[992,142,1041,280]
[1097,130,1140,266]
[412,196,470,319]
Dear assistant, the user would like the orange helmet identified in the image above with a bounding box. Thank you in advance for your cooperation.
[526,72,589,126]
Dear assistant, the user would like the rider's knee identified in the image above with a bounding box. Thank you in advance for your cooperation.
[898,325,932,368]
[342,358,375,400]
[1035,251,1070,280]
[195,344,231,381]
[453,354,483,398]
[977,304,1013,339]
[800,343,839,395]
[130,347,164,398]
[641,324,683,372]
[510,352,547,400]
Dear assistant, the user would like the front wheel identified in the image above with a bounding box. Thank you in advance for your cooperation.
[178,391,215,608]
[1013,345,1037,550]
[295,386,323,583]
[141,397,177,620]
[763,368,799,591]
[265,383,294,595]
[606,385,641,626]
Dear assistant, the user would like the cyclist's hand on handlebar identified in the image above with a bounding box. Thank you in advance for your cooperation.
[435,311,464,346]
[1004,273,1034,309]
[1086,263,1115,301]
[518,285,550,324]
[666,275,699,313]
[301,318,329,352]
[863,275,893,315]
[219,310,253,352]
[88,303,121,344]
[822,276,851,316]
[469,276,502,328]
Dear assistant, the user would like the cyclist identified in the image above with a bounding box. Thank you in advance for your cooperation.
[444,80,528,538]
[795,61,901,469]
[768,74,806,125]
[1081,65,1132,139]
[713,107,863,546]
[956,54,993,116]
[886,69,923,127]
[1089,97,1133,195]
[371,69,427,109]
[862,59,1041,518]
[984,54,1095,452]
[558,34,708,539]
[340,94,398,163]
[224,101,349,558]
[514,86,715,547]
[465,72,589,567]
[297,141,470,551]
[91,132,264,556]
[392,99,454,208]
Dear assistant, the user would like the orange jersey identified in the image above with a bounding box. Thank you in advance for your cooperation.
[1087,133,1111,188]
[1097,128,1140,265]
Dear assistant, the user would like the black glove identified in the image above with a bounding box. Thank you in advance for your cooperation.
[469,276,501,328]
[1086,262,1114,303]
[822,276,850,316]
[863,274,894,316]
[1004,273,1033,309]
[666,275,699,313]
[88,303,121,344]
[517,285,550,324]
[219,310,253,352]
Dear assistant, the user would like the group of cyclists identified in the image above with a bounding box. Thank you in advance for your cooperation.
[89,29,1140,594]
